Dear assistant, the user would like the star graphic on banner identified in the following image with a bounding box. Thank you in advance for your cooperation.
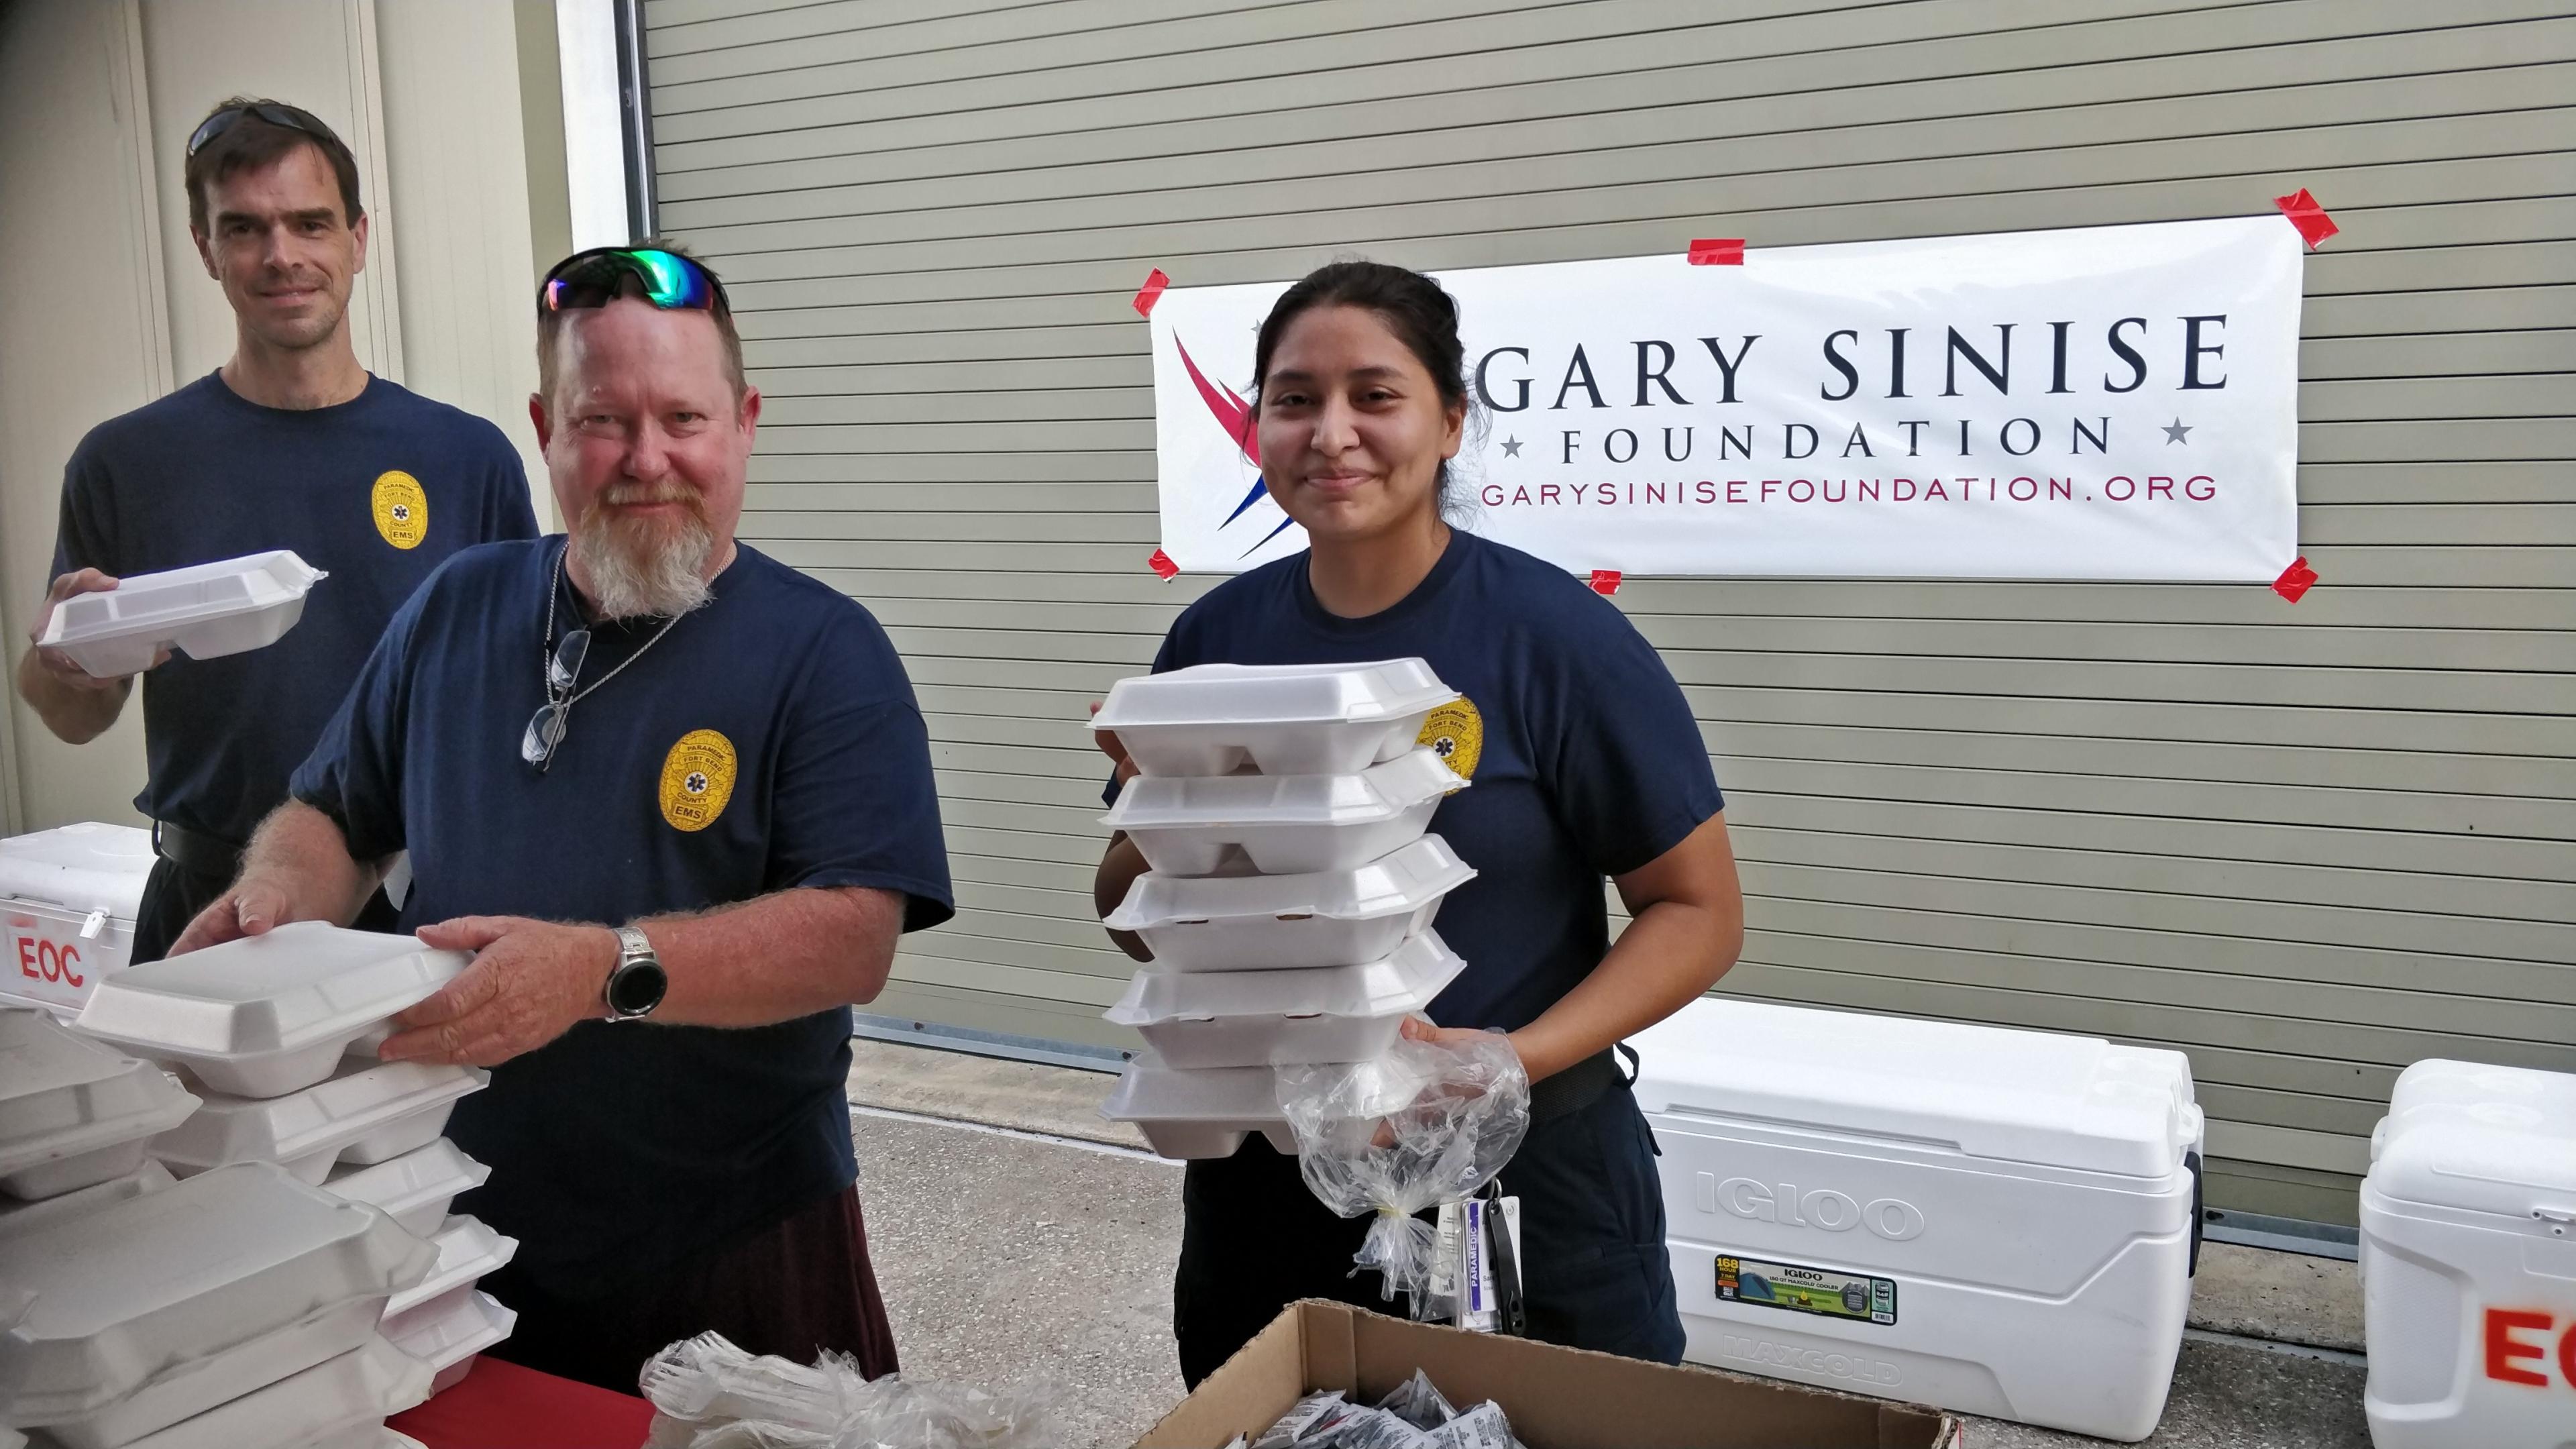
[2162,419,2192,444]
[1499,435,1522,458]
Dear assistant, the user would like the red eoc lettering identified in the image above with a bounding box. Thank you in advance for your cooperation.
[11,936,82,987]
[2486,1309,2554,1387]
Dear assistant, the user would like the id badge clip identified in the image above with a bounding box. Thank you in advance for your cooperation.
[1442,1181,1526,1336]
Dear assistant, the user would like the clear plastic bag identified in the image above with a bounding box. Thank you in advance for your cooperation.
[1275,1031,1532,1318]
[639,1332,1069,1449]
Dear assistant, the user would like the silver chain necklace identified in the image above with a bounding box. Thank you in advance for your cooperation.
[523,541,684,767]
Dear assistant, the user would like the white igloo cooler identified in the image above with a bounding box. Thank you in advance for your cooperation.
[1632,997,2204,1442]
[2362,1058,2576,1449]
[0,823,154,1016]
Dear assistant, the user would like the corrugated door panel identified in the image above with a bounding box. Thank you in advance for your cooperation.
[645,0,2575,1225]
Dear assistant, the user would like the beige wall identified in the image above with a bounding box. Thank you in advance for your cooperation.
[0,0,558,835]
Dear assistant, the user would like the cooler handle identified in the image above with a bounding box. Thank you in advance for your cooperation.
[2186,1149,2205,1277]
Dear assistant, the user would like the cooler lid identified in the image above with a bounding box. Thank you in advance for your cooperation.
[1631,997,2200,1179]
[0,824,154,918]
[2367,1059,2576,1219]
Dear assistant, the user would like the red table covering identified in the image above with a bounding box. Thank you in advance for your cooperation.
[390,1357,656,1449]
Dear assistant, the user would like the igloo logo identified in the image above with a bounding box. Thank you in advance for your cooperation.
[1713,1177,1926,1242]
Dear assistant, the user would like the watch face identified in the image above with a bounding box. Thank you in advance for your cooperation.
[608,960,668,1017]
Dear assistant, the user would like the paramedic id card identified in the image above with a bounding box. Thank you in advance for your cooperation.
[1716,1253,1896,1325]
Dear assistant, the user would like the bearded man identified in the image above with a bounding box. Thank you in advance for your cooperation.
[172,244,953,1391]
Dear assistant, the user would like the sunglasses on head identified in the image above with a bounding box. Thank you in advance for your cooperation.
[186,102,336,158]
[539,248,730,318]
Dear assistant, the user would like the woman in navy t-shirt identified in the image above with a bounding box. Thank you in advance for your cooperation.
[1093,261,1746,1383]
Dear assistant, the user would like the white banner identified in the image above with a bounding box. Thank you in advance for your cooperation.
[1148,217,2303,581]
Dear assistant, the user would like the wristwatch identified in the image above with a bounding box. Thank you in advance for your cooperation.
[604,925,668,1022]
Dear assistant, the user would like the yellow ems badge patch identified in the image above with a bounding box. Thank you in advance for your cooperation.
[659,729,738,832]
[370,470,429,549]
[1417,698,1485,780]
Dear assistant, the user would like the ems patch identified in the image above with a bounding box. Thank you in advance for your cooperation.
[659,729,737,832]
[1417,697,1484,781]
[371,470,429,549]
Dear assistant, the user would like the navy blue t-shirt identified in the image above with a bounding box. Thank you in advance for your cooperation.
[1132,531,1723,1033]
[50,372,538,845]
[290,539,954,1295]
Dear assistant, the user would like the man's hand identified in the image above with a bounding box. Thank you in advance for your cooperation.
[378,916,619,1068]
[168,871,330,955]
[25,570,162,687]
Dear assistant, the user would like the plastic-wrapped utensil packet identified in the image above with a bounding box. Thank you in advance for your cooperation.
[638,1331,1069,1449]
[1276,1032,1531,1318]
[1250,1391,1346,1448]
[1307,1406,1433,1448]
[1243,1383,1523,1449]
[1376,1369,1456,1430]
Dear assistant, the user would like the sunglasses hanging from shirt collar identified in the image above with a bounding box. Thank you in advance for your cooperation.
[186,102,338,158]
[539,247,730,318]
[523,542,684,772]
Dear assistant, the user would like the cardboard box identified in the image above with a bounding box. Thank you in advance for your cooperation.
[1134,1300,1960,1448]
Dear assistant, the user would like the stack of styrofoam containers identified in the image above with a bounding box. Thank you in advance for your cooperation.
[66,922,519,1418]
[35,551,327,679]
[0,1162,437,1449]
[1091,661,1476,1157]
[2361,1059,2576,1449]
[0,824,156,1018]
[0,1010,199,1234]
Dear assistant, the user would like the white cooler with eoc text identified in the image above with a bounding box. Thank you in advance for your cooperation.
[2362,1058,2576,1449]
[1631,997,2204,1442]
[0,824,154,1017]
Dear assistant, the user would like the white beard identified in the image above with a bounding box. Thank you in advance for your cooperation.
[570,494,716,619]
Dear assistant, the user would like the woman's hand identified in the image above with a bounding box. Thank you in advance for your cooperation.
[1089,701,1140,787]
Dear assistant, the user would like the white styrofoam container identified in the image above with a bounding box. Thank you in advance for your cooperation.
[2361,1059,2576,1449]
[0,1162,435,1444]
[382,1435,427,1449]
[0,823,154,1016]
[388,1289,515,1396]
[1104,930,1465,1069]
[153,1057,486,1184]
[0,1011,199,1199]
[74,923,468,1098]
[36,551,327,679]
[107,1335,431,1449]
[323,1139,490,1238]
[384,1215,517,1323]
[0,1159,172,1240]
[1102,1046,1437,1161]
[1104,749,1466,878]
[1102,1053,1296,1161]
[1094,659,1459,777]
[1634,998,2203,1442]
[1108,835,1477,973]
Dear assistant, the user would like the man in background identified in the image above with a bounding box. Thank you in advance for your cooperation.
[15,97,537,957]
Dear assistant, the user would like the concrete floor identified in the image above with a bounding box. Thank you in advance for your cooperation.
[847,1040,2371,1449]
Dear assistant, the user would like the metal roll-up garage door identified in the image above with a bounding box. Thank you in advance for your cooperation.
[638,0,2575,1227]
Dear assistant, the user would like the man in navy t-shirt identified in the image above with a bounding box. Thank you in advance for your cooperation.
[171,244,953,1391]
[13,99,536,959]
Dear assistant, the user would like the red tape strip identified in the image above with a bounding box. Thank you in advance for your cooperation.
[1132,268,1171,317]
[2272,556,2318,602]
[2273,189,2338,250]
[1148,547,1179,581]
[1686,239,1746,266]
[1589,570,1623,596]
